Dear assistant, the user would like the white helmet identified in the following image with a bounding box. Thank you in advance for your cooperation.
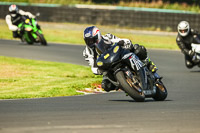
[177,21,190,37]
[9,5,19,17]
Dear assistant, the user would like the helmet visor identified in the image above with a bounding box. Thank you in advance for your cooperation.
[179,29,188,34]
[10,10,18,17]
[84,37,96,48]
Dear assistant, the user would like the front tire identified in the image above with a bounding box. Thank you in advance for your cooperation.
[24,32,34,44]
[115,71,145,102]
[153,80,168,101]
[36,31,47,46]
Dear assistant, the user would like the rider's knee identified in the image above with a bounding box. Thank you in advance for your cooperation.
[101,79,116,92]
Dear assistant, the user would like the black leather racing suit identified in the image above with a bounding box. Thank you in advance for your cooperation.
[176,29,200,68]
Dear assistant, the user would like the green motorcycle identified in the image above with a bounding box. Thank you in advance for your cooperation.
[18,15,47,45]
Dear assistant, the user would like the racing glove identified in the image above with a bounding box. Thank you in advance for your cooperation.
[123,39,133,49]
[104,33,118,40]
[117,39,133,49]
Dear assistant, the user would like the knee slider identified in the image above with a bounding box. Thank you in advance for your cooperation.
[101,79,115,92]
[185,60,194,69]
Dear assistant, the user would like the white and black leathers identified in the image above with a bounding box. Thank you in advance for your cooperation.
[5,9,35,31]
[83,33,134,75]
[83,33,157,92]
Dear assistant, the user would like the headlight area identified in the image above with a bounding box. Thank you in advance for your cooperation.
[25,27,32,31]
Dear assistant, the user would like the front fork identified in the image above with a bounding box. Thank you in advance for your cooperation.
[125,54,148,90]
[31,19,43,40]
[123,54,163,96]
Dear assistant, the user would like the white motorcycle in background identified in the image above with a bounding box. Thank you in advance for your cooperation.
[191,43,200,65]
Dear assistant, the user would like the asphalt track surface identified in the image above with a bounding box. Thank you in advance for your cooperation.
[0,40,200,133]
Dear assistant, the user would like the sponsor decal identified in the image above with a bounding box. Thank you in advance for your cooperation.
[25,19,30,23]
[93,28,99,36]
[12,5,16,9]
[129,55,143,70]
[97,61,103,66]
[122,53,132,59]
[85,33,91,37]
[104,53,110,59]
[113,46,119,53]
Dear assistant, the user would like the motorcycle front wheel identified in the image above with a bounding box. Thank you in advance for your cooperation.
[23,32,34,44]
[115,71,145,102]
[36,31,47,46]
[153,80,168,101]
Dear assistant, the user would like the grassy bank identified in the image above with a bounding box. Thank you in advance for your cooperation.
[0,19,178,49]
[0,56,102,99]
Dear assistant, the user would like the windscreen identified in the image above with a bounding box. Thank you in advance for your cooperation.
[96,40,113,54]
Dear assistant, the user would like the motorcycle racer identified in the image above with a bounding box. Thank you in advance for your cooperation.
[83,26,157,92]
[176,21,200,68]
[5,4,36,39]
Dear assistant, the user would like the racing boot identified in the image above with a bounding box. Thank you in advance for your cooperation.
[144,58,158,73]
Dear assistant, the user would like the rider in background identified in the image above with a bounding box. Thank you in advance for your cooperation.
[5,4,35,39]
[176,21,200,68]
[83,26,157,92]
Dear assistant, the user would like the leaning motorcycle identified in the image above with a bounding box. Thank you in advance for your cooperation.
[191,43,200,66]
[18,15,47,45]
[96,43,168,102]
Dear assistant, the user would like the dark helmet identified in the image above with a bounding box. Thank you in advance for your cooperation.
[9,4,19,17]
[83,26,102,48]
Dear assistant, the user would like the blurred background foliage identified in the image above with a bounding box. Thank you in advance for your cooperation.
[1,0,200,12]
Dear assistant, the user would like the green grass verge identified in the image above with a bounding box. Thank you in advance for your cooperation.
[0,56,102,99]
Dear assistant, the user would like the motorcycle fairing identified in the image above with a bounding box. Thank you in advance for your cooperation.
[97,44,124,70]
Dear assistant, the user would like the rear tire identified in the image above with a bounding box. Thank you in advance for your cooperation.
[153,80,168,101]
[36,31,47,46]
[115,71,145,102]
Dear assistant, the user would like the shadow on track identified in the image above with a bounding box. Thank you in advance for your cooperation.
[18,42,48,47]
[190,70,200,73]
[109,99,172,103]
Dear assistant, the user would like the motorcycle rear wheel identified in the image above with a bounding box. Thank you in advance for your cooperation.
[36,31,47,46]
[116,71,145,102]
[153,80,168,101]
